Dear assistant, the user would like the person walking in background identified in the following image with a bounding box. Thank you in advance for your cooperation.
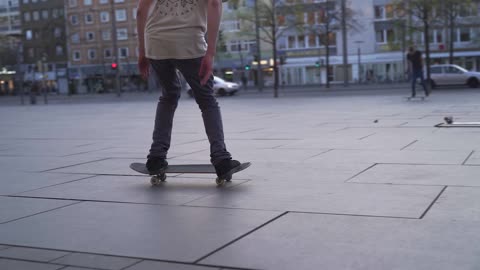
[407,46,429,98]
[136,0,244,179]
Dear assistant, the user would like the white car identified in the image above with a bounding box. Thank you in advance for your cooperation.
[186,76,240,97]
[428,64,480,89]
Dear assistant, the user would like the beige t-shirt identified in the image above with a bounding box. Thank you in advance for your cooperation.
[145,0,208,60]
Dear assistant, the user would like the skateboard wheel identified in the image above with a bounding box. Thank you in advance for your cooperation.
[226,175,232,182]
[159,173,167,182]
[215,177,226,186]
[150,176,161,186]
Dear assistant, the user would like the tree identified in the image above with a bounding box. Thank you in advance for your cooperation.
[237,0,303,98]
[396,0,440,87]
[440,0,474,64]
[302,0,357,88]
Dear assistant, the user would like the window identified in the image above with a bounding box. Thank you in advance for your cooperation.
[376,30,395,43]
[104,48,112,58]
[54,27,62,38]
[69,0,77,7]
[100,11,109,22]
[222,20,240,32]
[73,50,81,61]
[119,47,129,58]
[41,10,48,19]
[23,12,30,22]
[56,45,64,56]
[297,35,305,48]
[23,0,28,3]
[133,8,137,19]
[288,36,295,48]
[459,28,471,42]
[374,6,385,19]
[115,9,127,21]
[308,34,316,48]
[99,0,108,3]
[33,11,39,20]
[71,33,79,43]
[86,31,95,41]
[102,30,111,40]
[84,0,92,5]
[430,66,442,74]
[70,14,78,25]
[26,30,32,40]
[85,13,93,24]
[320,32,336,46]
[28,48,34,58]
[306,12,315,25]
[88,49,96,59]
[117,28,128,40]
[114,0,124,2]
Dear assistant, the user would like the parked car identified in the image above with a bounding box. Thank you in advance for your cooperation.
[428,64,480,89]
[187,76,239,97]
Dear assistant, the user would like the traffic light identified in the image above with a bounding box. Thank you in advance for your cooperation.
[111,62,118,70]
[245,64,251,70]
[315,61,320,68]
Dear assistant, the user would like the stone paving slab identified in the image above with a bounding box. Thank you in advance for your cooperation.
[20,175,249,205]
[0,258,63,270]
[124,261,221,270]
[201,212,480,270]
[350,164,480,186]
[51,253,140,270]
[0,202,281,262]
[0,171,91,195]
[0,246,69,262]
[307,149,470,165]
[423,186,480,222]
[188,181,443,218]
[464,151,480,165]
[0,197,77,224]
[0,156,109,173]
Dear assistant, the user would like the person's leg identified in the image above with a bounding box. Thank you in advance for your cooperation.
[147,59,182,166]
[420,70,429,96]
[411,70,418,97]
[173,57,232,165]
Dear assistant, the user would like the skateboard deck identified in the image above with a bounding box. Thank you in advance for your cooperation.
[130,162,251,186]
[435,116,480,128]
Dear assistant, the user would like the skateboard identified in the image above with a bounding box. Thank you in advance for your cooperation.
[129,162,251,186]
[405,96,426,101]
[440,116,480,127]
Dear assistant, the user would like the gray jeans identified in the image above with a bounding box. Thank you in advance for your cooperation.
[148,57,231,165]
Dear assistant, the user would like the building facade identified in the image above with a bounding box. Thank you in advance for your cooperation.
[65,0,139,93]
[217,0,480,86]
[19,0,68,93]
[0,0,21,94]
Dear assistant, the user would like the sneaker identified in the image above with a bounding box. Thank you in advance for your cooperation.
[146,157,168,175]
[214,158,241,179]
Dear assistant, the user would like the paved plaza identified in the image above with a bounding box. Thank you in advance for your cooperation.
[0,87,480,270]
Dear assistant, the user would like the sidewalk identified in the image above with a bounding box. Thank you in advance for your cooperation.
[0,88,479,270]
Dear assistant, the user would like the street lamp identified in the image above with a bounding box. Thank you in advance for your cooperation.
[354,40,364,83]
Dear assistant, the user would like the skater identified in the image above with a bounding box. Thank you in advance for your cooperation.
[136,0,242,179]
[407,46,429,98]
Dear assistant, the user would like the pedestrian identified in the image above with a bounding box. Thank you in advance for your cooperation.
[241,75,247,90]
[407,46,429,98]
[136,0,242,178]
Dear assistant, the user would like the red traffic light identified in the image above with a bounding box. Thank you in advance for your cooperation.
[111,62,118,69]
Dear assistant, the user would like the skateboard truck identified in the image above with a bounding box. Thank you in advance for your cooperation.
[444,116,453,124]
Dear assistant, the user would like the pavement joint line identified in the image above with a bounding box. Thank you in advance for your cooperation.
[238,128,265,134]
[61,147,117,157]
[400,140,418,151]
[462,150,475,165]
[0,201,83,225]
[180,180,253,206]
[288,210,420,220]
[74,143,98,148]
[193,211,290,264]
[398,122,409,126]
[39,158,112,173]
[170,149,209,159]
[357,133,377,140]
[11,175,97,196]
[419,186,448,219]
[346,181,480,188]
[47,252,73,263]
[0,244,260,270]
[174,139,208,146]
[344,163,378,183]
[119,259,144,270]
[302,149,333,161]
[0,257,68,269]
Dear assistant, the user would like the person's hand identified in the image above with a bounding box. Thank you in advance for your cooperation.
[199,54,214,85]
[138,54,149,80]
